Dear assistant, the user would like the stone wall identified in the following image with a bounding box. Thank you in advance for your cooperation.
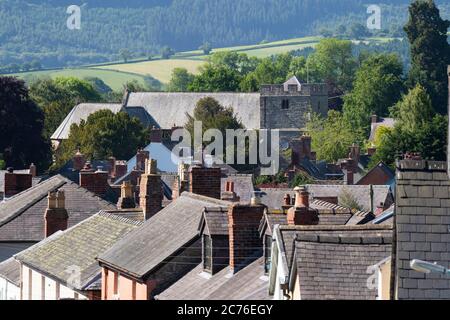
[395,159,450,299]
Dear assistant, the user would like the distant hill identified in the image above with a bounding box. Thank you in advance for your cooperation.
[0,0,448,68]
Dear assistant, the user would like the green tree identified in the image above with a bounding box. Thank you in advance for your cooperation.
[307,110,363,162]
[57,110,149,166]
[349,23,369,39]
[0,77,51,171]
[343,53,404,136]
[161,46,175,59]
[29,77,102,138]
[185,97,243,137]
[404,0,450,114]
[188,64,242,92]
[168,68,195,92]
[307,38,357,92]
[199,42,213,55]
[119,49,132,63]
[372,85,447,167]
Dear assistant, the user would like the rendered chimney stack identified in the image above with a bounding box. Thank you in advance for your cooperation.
[73,150,86,171]
[189,163,221,199]
[45,190,69,237]
[117,181,136,209]
[139,159,163,219]
[227,201,265,273]
[172,162,189,200]
[29,163,37,177]
[4,167,33,198]
[221,180,240,202]
[287,186,319,225]
[79,163,109,197]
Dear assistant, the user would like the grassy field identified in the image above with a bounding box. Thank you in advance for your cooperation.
[7,36,395,90]
[12,68,147,91]
[93,59,205,83]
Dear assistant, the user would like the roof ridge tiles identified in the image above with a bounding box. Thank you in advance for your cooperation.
[279,224,393,232]
[97,211,144,226]
[296,234,393,245]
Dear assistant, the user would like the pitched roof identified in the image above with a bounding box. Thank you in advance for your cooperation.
[126,92,261,130]
[305,184,393,212]
[0,175,116,241]
[200,207,229,236]
[51,103,123,141]
[0,258,20,286]
[221,174,254,203]
[98,193,230,279]
[156,258,270,300]
[292,227,392,300]
[356,162,395,185]
[15,212,142,291]
[278,225,392,273]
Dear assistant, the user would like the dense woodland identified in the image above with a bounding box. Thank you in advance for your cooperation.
[0,0,447,68]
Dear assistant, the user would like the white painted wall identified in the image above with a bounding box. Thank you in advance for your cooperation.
[0,277,19,300]
[21,265,87,300]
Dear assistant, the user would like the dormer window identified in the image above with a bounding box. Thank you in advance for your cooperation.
[281,99,289,110]
[203,234,212,272]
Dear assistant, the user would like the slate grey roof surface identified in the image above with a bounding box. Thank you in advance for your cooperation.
[98,192,230,279]
[126,92,261,130]
[0,258,20,286]
[157,258,270,300]
[279,225,393,273]
[306,184,393,212]
[221,174,254,203]
[0,175,116,241]
[15,212,142,291]
[201,207,229,236]
[294,227,392,300]
[51,103,123,140]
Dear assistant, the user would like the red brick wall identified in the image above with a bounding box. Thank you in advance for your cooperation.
[189,167,221,199]
[4,172,32,197]
[228,204,265,272]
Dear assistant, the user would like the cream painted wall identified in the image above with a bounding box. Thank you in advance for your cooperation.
[0,277,19,300]
[21,265,87,300]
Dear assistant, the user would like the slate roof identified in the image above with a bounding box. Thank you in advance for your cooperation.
[0,258,20,286]
[156,258,270,300]
[126,92,261,130]
[98,192,230,279]
[356,162,395,185]
[306,184,393,212]
[200,207,229,236]
[278,225,392,273]
[292,226,392,300]
[15,212,142,291]
[221,174,254,203]
[0,175,116,241]
[51,103,123,141]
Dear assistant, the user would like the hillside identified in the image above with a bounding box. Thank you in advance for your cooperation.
[1,0,443,68]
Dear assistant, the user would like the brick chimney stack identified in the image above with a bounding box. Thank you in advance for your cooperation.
[291,134,312,166]
[227,197,266,273]
[348,144,360,169]
[139,159,163,219]
[45,190,69,237]
[371,114,378,124]
[287,186,319,225]
[79,163,109,197]
[117,181,136,209]
[135,149,150,171]
[73,150,86,171]
[29,163,37,177]
[189,163,221,199]
[221,181,240,202]
[4,167,32,198]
